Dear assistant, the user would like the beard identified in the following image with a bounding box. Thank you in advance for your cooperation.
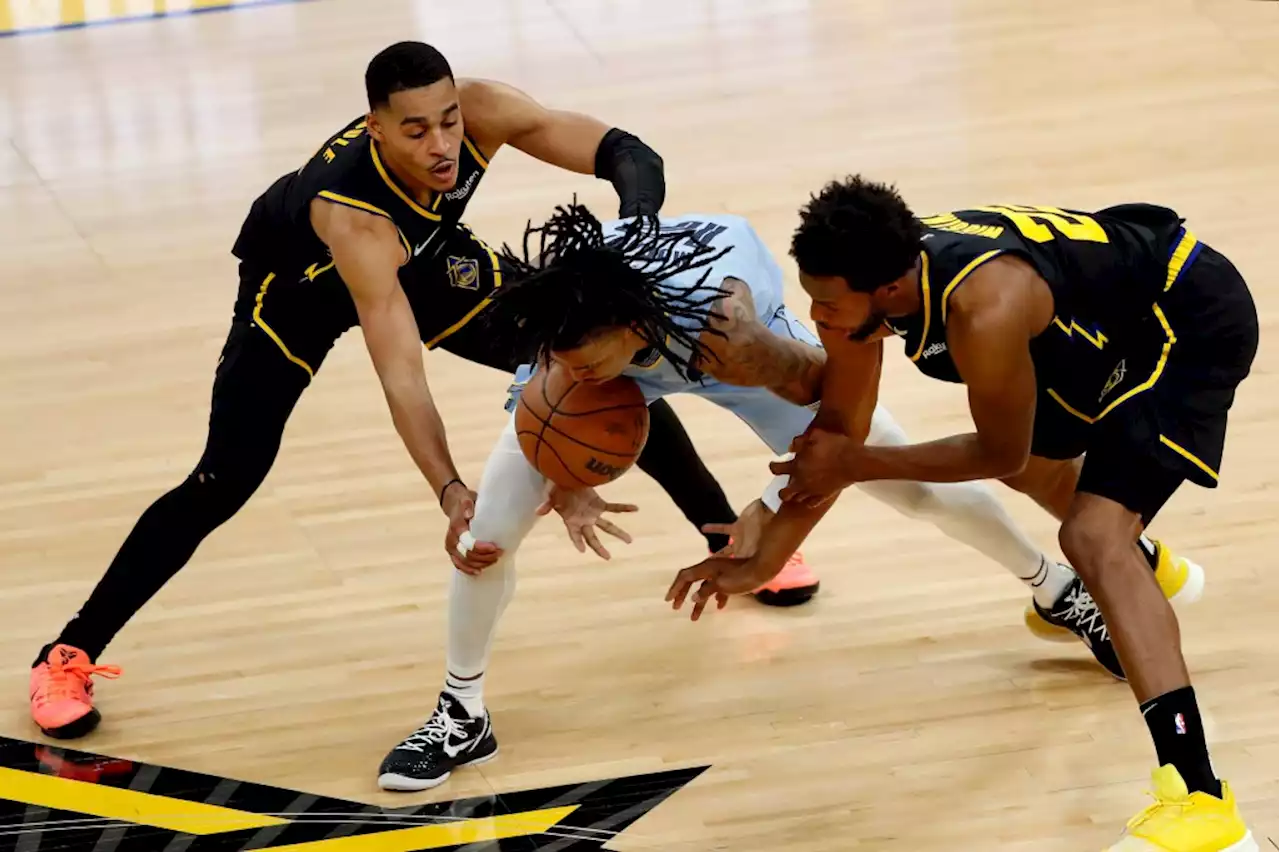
[846,308,888,342]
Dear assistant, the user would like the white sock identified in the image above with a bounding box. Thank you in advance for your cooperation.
[860,405,1068,606]
[1023,554,1077,609]
[444,558,516,719]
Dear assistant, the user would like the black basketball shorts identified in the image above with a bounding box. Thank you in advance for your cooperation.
[1029,238,1259,525]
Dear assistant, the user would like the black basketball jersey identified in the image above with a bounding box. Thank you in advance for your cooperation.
[228,116,495,369]
[233,115,489,276]
[886,203,1188,420]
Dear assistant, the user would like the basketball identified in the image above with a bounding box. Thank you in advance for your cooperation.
[514,364,650,488]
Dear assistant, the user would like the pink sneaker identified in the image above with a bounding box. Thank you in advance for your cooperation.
[30,644,121,739]
[752,551,820,607]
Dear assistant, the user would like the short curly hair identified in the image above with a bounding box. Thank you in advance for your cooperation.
[790,175,922,293]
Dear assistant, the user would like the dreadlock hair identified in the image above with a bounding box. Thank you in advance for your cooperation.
[790,175,922,293]
[490,202,733,380]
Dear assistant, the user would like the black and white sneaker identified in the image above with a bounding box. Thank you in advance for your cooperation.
[1032,577,1125,680]
[377,693,498,792]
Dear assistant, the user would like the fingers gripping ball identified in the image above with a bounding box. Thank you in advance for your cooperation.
[514,364,650,488]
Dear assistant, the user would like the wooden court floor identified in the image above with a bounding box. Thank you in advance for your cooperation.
[0,0,1276,849]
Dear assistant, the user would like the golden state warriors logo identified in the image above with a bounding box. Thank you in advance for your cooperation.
[446,256,480,291]
[0,736,705,850]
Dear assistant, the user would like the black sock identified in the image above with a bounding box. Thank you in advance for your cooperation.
[636,399,736,553]
[1140,686,1222,797]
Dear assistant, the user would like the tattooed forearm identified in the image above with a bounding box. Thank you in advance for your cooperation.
[699,278,826,406]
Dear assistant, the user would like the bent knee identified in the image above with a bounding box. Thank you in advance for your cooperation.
[175,466,264,527]
[1057,502,1141,583]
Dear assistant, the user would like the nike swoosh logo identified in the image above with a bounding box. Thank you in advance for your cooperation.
[442,739,468,758]
[414,241,431,257]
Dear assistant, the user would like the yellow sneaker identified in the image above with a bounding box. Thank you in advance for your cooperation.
[1025,539,1204,642]
[1105,765,1255,851]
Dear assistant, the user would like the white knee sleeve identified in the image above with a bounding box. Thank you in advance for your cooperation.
[447,416,547,679]
[857,405,1049,581]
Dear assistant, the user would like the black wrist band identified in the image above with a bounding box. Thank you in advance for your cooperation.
[439,478,464,505]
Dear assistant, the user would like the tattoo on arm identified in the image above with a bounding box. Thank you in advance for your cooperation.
[700,278,826,406]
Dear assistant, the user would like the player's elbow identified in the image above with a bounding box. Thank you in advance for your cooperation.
[987,446,1029,479]
[975,430,1030,479]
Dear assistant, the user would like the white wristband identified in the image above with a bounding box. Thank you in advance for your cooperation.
[761,456,792,513]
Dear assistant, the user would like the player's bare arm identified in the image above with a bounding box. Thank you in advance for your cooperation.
[310,199,500,570]
[696,277,826,406]
[789,256,1042,495]
[459,79,663,214]
[669,326,881,617]
[772,327,884,505]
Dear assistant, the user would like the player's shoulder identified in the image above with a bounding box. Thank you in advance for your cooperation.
[943,253,1041,333]
[457,77,536,153]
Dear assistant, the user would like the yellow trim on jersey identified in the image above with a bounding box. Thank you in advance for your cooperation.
[396,228,412,264]
[1165,229,1199,291]
[422,234,504,349]
[304,260,336,281]
[1051,317,1109,349]
[1159,435,1219,481]
[317,191,392,220]
[369,143,442,221]
[1047,302,1175,423]
[1044,389,1092,421]
[252,273,315,378]
[462,135,491,170]
[940,249,1004,323]
[908,252,932,362]
[315,193,410,264]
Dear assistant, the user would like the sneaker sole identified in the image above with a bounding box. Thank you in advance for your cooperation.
[38,708,101,740]
[753,582,819,607]
[377,747,500,793]
[1167,557,1205,606]
[1222,831,1257,852]
[1024,557,1207,643]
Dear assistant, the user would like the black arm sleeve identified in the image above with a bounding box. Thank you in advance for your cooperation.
[593,128,665,217]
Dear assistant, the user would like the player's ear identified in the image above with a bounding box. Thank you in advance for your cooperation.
[365,112,385,143]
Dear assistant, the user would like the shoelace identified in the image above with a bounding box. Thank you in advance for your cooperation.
[1058,586,1110,642]
[1126,786,1194,831]
[38,658,122,704]
[783,551,805,569]
[396,703,469,753]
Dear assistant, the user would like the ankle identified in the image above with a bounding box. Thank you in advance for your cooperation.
[444,670,486,718]
[1141,686,1221,798]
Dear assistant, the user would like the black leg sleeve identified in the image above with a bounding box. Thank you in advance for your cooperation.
[42,322,312,663]
[635,398,737,553]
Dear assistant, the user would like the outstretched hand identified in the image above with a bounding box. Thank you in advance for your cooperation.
[537,482,638,560]
[665,555,779,622]
[700,499,775,559]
